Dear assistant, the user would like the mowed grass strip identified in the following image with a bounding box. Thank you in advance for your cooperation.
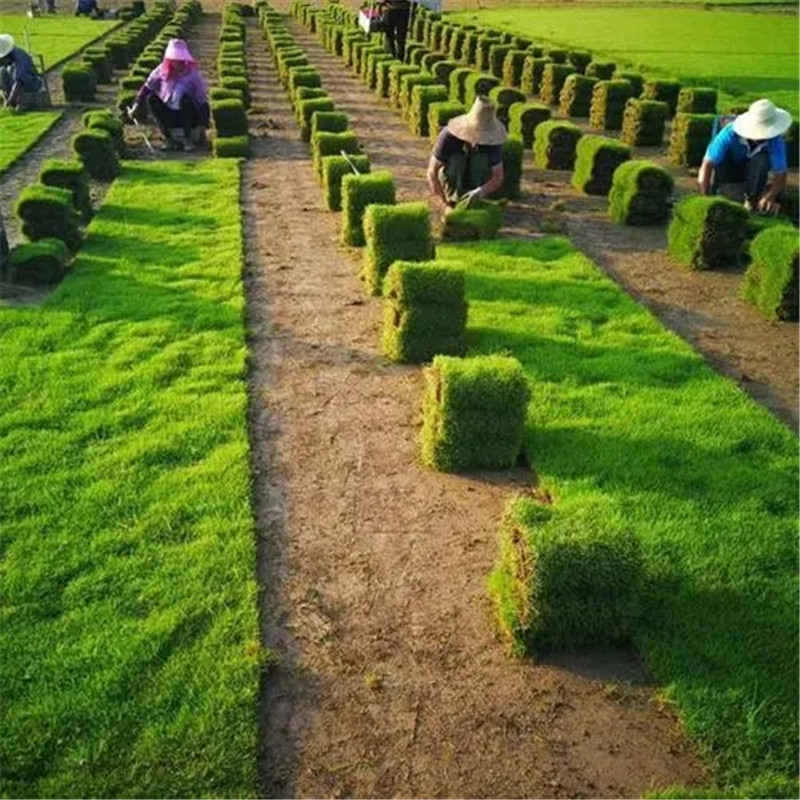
[450,7,799,115]
[433,238,798,791]
[0,160,260,799]
[0,109,63,173]
[1,14,120,69]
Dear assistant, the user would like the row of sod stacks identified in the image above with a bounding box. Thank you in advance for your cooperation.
[381,260,466,363]
[741,225,799,320]
[572,136,631,196]
[608,160,674,224]
[213,3,250,157]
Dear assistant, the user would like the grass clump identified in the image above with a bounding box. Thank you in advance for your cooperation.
[321,153,370,212]
[677,87,718,114]
[741,225,799,321]
[296,97,335,142]
[340,171,396,247]
[14,183,82,251]
[667,113,715,167]
[621,98,669,147]
[539,63,576,106]
[421,354,530,472]
[382,262,467,363]
[410,85,449,139]
[362,202,434,295]
[442,199,503,240]
[608,160,674,225]
[62,62,97,102]
[71,129,120,182]
[533,120,582,170]
[559,73,599,118]
[520,55,551,96]
[508,101,551,149]
[7,238,70,285]
[211,99,248,139]
[589,79,633,131]
[311,130,360,180]
[38,159,92,222]
[572,135,631,196]
[490,497,643,654]
[213,135,250,158]
[667,195,749,270]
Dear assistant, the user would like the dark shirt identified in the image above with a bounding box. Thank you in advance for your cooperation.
[2,47,39,88]
[75,0,98,13]
[432,128,503,168]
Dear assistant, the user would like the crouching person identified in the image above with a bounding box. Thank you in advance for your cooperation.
[427,95,507,214]
[130,38,209,152]
[0,34,43,110]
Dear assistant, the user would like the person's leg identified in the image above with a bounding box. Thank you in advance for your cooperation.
[383,17,397,59]
[710,155,746,198]
[743,150,770,206]
[177,94,195,140]
[394,8,409,62]
[146,94,181,143]
[0,66,12,100]
[440,152,468,205]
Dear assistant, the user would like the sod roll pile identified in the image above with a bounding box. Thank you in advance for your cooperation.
[589,79,634,131]
[83,109,125,156]
[621,99,669,147]
[381,262,467,363]
[442,198,503,240]
[488,86,526,127]
[311,131,360,178]
[585,61,616,81]
[676,87,718,114]
[508,102,551,149]
[213,135,250,158]
[559,74,598,118]
[14,183,82,252]
[38,159,92,222]
[297,97,335,142]
[741,225,799,321]
[540,63,576,106]
[411,85,450,137]
[572,136,632,196]
[71,129,120,182]
[520,55,551,96]
[533,120,582,170]
[421,355,529,471]
[642,78,682,117]
[428,101,466,142]
[667,113,715,167]
[362,202,435,295]
[341,171,396,247]
[502,49,528,87]
[320,153,369,212]
[608,160,674,225]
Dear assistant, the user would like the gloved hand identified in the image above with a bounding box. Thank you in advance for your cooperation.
[462,186,483,207]
[127,102,140,122]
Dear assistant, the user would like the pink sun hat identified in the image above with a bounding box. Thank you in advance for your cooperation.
[163,38,196,63]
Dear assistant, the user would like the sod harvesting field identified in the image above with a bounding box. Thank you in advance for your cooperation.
[450,7,800,115]
[0,109,62,174]
[424,238,798,794]
[0,14,119,69]
[0,160,261,798]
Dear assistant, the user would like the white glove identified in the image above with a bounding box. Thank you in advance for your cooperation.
[462,186,483,206]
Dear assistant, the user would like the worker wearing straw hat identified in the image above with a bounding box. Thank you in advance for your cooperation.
[0,34,42,110]
[699,98,793,214]
[427,95,507,213]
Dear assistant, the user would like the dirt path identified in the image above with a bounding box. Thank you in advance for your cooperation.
[243,14,710,798]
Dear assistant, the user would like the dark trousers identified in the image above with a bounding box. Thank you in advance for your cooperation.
[384,7,409,61]
[146,93,209,139]
[711,150,770,204]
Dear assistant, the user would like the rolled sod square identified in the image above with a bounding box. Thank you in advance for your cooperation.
[382,264,467,363]
[432,59,459,88]
[297,97,335,142]
[71,129,120,182]
[401,73,437,119]
[420,355,530,472]
[489,497,644,654]
[497,136,524,199]
[741,225,799,321]
[362,202,435,295]
[540,63,576,106]
[533,120,582,170]
[589,79,634,131]
[310,111,349,140]
[520,56,551,96]
[572,135,632,196]
[613,70,644,98]
[14,183,82,252]
[411,85,449,137]
[213,135,250,158]
[558,73,598,118]
[9,238,70,285]
[488,43,511,79]
[341,171,397,247]
[567,49,592,74]
[667,195,749,271]
[621,98,669,147]
[311,130,361,180]
[502,49,528,87]
[463,72,500,108]
[448,67,473,104]
[585,61,616,80]
[62,62,97,102]
[210,87,245,104]
[677,87,718,115]
[428,100,466,143]
[421,52,447,74]
[375,59,399,99]
[608,160,674,225]
[82,109,125,156]
[211,98,248,138]
[120,75,143,91]
[106,39,131,69]
[667,113,715,167]
[442,199,503,240]
[294,86,328,105]
[366,52,394,90]
[488,86,525,126]
[508,101,551,149]
[83,49,113,84]
[221,76,250,107]
[322,153,370,212]
[642,78,682,117]
[389,65,420,108]
[38,159,92,222]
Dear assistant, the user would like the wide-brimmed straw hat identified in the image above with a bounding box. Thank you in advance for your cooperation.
[163,38,195,63]
[0,34,15,59]
[446,95,507,146]
[732,99,792,141]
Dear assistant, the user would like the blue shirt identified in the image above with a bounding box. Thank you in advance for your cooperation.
[4,47,39,89]
[705,122,787,174]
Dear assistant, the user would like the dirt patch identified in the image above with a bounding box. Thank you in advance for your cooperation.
[243,13,713,798]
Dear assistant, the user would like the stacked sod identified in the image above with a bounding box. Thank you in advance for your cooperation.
[442,198,503,240]
[677,87,718,114]
[508,102,550,149]
[362,202,435,296]
[421,355,530,472]
[741,225,799,321]
[520,55,551,96]
[589,80,633,131]
[533,120,582,170]
[410,85,450,137]
[449,67,472,104]
[613,70,644,98]
[463,73,501,107]
[71,129,121,181]
[668,195,750,271]
[7,238,70,284]
[428,101,466,142]
[585,61,616,80]
[14,184,82,252]
[642,78,682,117]
[310,111,348,140]
[341,171,396,247]
[499,137,524,199]
[296,96,335,142]
[502,49,528,87]
[488,86,525,126]
[489,497,644,654]
[572,136,631,196]
[83,110,125,157]
[621,99,669,147]
[311,130,360,179]
[558,74,598,118]
[667,113,715,167]
[381,262,467,363]
[62,62,97,102]
[540,63,575,106]
[38,159,92,222]
[608,160,674,225]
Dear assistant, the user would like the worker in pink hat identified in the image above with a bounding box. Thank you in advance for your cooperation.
[130,38,209,151]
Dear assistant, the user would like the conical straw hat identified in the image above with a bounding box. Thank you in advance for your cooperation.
[446,95,507,146]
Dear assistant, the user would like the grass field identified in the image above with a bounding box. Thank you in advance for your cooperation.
[0,160,261,798]
[0,109,63,174]
[449,6,799,115]
[1,14,119,69]
[429,237,798,794]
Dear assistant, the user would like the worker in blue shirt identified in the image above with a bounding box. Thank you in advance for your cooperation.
[0,34,42,110]
[75,0,102,16]
[698,98,791,214]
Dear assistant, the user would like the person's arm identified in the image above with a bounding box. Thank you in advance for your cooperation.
[465,162,504,201]
[757,172,787,213]
[131,66,160,114]
[427,153,449,210]
[697,157,714,195]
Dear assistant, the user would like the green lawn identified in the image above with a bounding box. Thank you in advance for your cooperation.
[449,6,799,115]
[431,237,798,795]
[0,109,63,174]
[0,160,261,798]
[1,14,119,69]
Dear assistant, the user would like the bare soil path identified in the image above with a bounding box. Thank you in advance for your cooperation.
[243,14,710,798]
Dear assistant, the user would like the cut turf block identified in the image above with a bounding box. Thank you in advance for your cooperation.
[8,238,70,284]
[382,262,467,363]
[410,85,450,138]
[589,79,634,131]
[668,195,750,270]
[341,171,396,247]
[520,55,551,96]
[508,101,551,149]
[62,62,97,102]
[608,160,674,225]
[621,98,669,147]
[311,131,361,180]
[559,73,598,118]
[585,61,616,80]
[442,198,503,240]
[533,120,582,170]
[310,111,349,139]
[14,183,82,252]
[642,78,682,117]
[82,109,125,157]
[38,159,92,222]
[448,67,473,104]
[71,129,120,182]
[741,225,799,321]
[463,72,501,108]
[489,497,643,654]
[677,87,718,115]
[362,202,435,295]
[498,136,524,199]
[428,100,466,143]
[540,63,575,106]
[297,97,335,142]
[502,49,528,88]
[213,135,250,158]
[613,70,644,98]
[220,76,250,108]
[568,49,592,74]
[420,355,530,472]
[572,135,632,196]
[321,153,370,212]
[488,85,525,127]
[667,113,715,167]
